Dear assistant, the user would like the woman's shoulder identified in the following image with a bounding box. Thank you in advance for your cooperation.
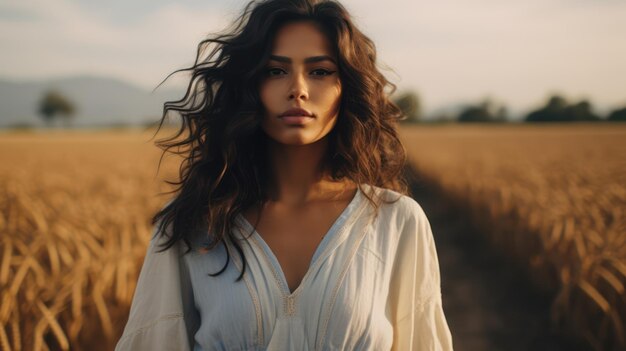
[362,184,426,221]
[360,184,432,252]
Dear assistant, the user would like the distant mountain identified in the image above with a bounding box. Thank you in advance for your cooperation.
[0,75,184,128]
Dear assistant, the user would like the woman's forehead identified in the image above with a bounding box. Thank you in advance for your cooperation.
[270,21,336,60]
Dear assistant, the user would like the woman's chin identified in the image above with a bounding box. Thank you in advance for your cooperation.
[262,129,318,146]
[267,135,325,147]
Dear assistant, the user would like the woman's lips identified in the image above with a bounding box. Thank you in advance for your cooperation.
[279,116,314,125]
[280,107,313,117]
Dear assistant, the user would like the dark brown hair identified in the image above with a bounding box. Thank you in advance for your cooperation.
[151,0,408,280]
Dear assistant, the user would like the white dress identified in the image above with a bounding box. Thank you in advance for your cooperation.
[115,184,454,350]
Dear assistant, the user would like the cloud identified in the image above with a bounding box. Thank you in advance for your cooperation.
[342,0,626,114]
[0,0,230,89]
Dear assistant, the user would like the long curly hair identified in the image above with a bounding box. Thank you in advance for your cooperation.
[150,0,409,281]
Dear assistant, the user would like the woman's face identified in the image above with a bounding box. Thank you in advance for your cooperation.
[259,21,342,146]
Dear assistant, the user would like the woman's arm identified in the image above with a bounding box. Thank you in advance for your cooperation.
[115,224,200,351]
[388,198,454,351]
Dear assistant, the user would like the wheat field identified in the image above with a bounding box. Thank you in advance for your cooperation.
[0,129,179,351]
[0,124,624,350]
[400,123,626,351]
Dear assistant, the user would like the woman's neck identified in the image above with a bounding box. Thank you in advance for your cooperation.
[264,136,348,205]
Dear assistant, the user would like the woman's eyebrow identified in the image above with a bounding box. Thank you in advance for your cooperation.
[269,54,336,64]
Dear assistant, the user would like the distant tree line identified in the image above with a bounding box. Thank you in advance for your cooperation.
[457,99,507,123]
[526,96,599,122]
[38,89,76,127]
[392,91,626,123]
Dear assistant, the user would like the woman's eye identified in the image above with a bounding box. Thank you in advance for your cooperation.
[311,69,335,76]
[266,68,285,76]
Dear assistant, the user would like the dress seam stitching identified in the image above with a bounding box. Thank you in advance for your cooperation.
[316,202,374,349]
[228,239,265,346]
[249,235,286,296]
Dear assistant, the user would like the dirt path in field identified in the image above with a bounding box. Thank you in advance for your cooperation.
[405,168,590,351]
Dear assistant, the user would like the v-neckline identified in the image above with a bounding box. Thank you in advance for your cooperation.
[236,186,363,297]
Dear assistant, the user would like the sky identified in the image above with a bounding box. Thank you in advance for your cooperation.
[1,0,625,119]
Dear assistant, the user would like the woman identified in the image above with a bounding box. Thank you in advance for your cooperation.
[116,0,453,350]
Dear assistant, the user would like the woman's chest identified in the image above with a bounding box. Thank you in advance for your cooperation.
[241,198,356,294]
[184,225,395,350]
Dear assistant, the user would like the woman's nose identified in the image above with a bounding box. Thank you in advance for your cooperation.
[288,73,308,101]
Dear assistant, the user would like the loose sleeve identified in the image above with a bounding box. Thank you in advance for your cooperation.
[388,199,454,351]
[115,225,200,351]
